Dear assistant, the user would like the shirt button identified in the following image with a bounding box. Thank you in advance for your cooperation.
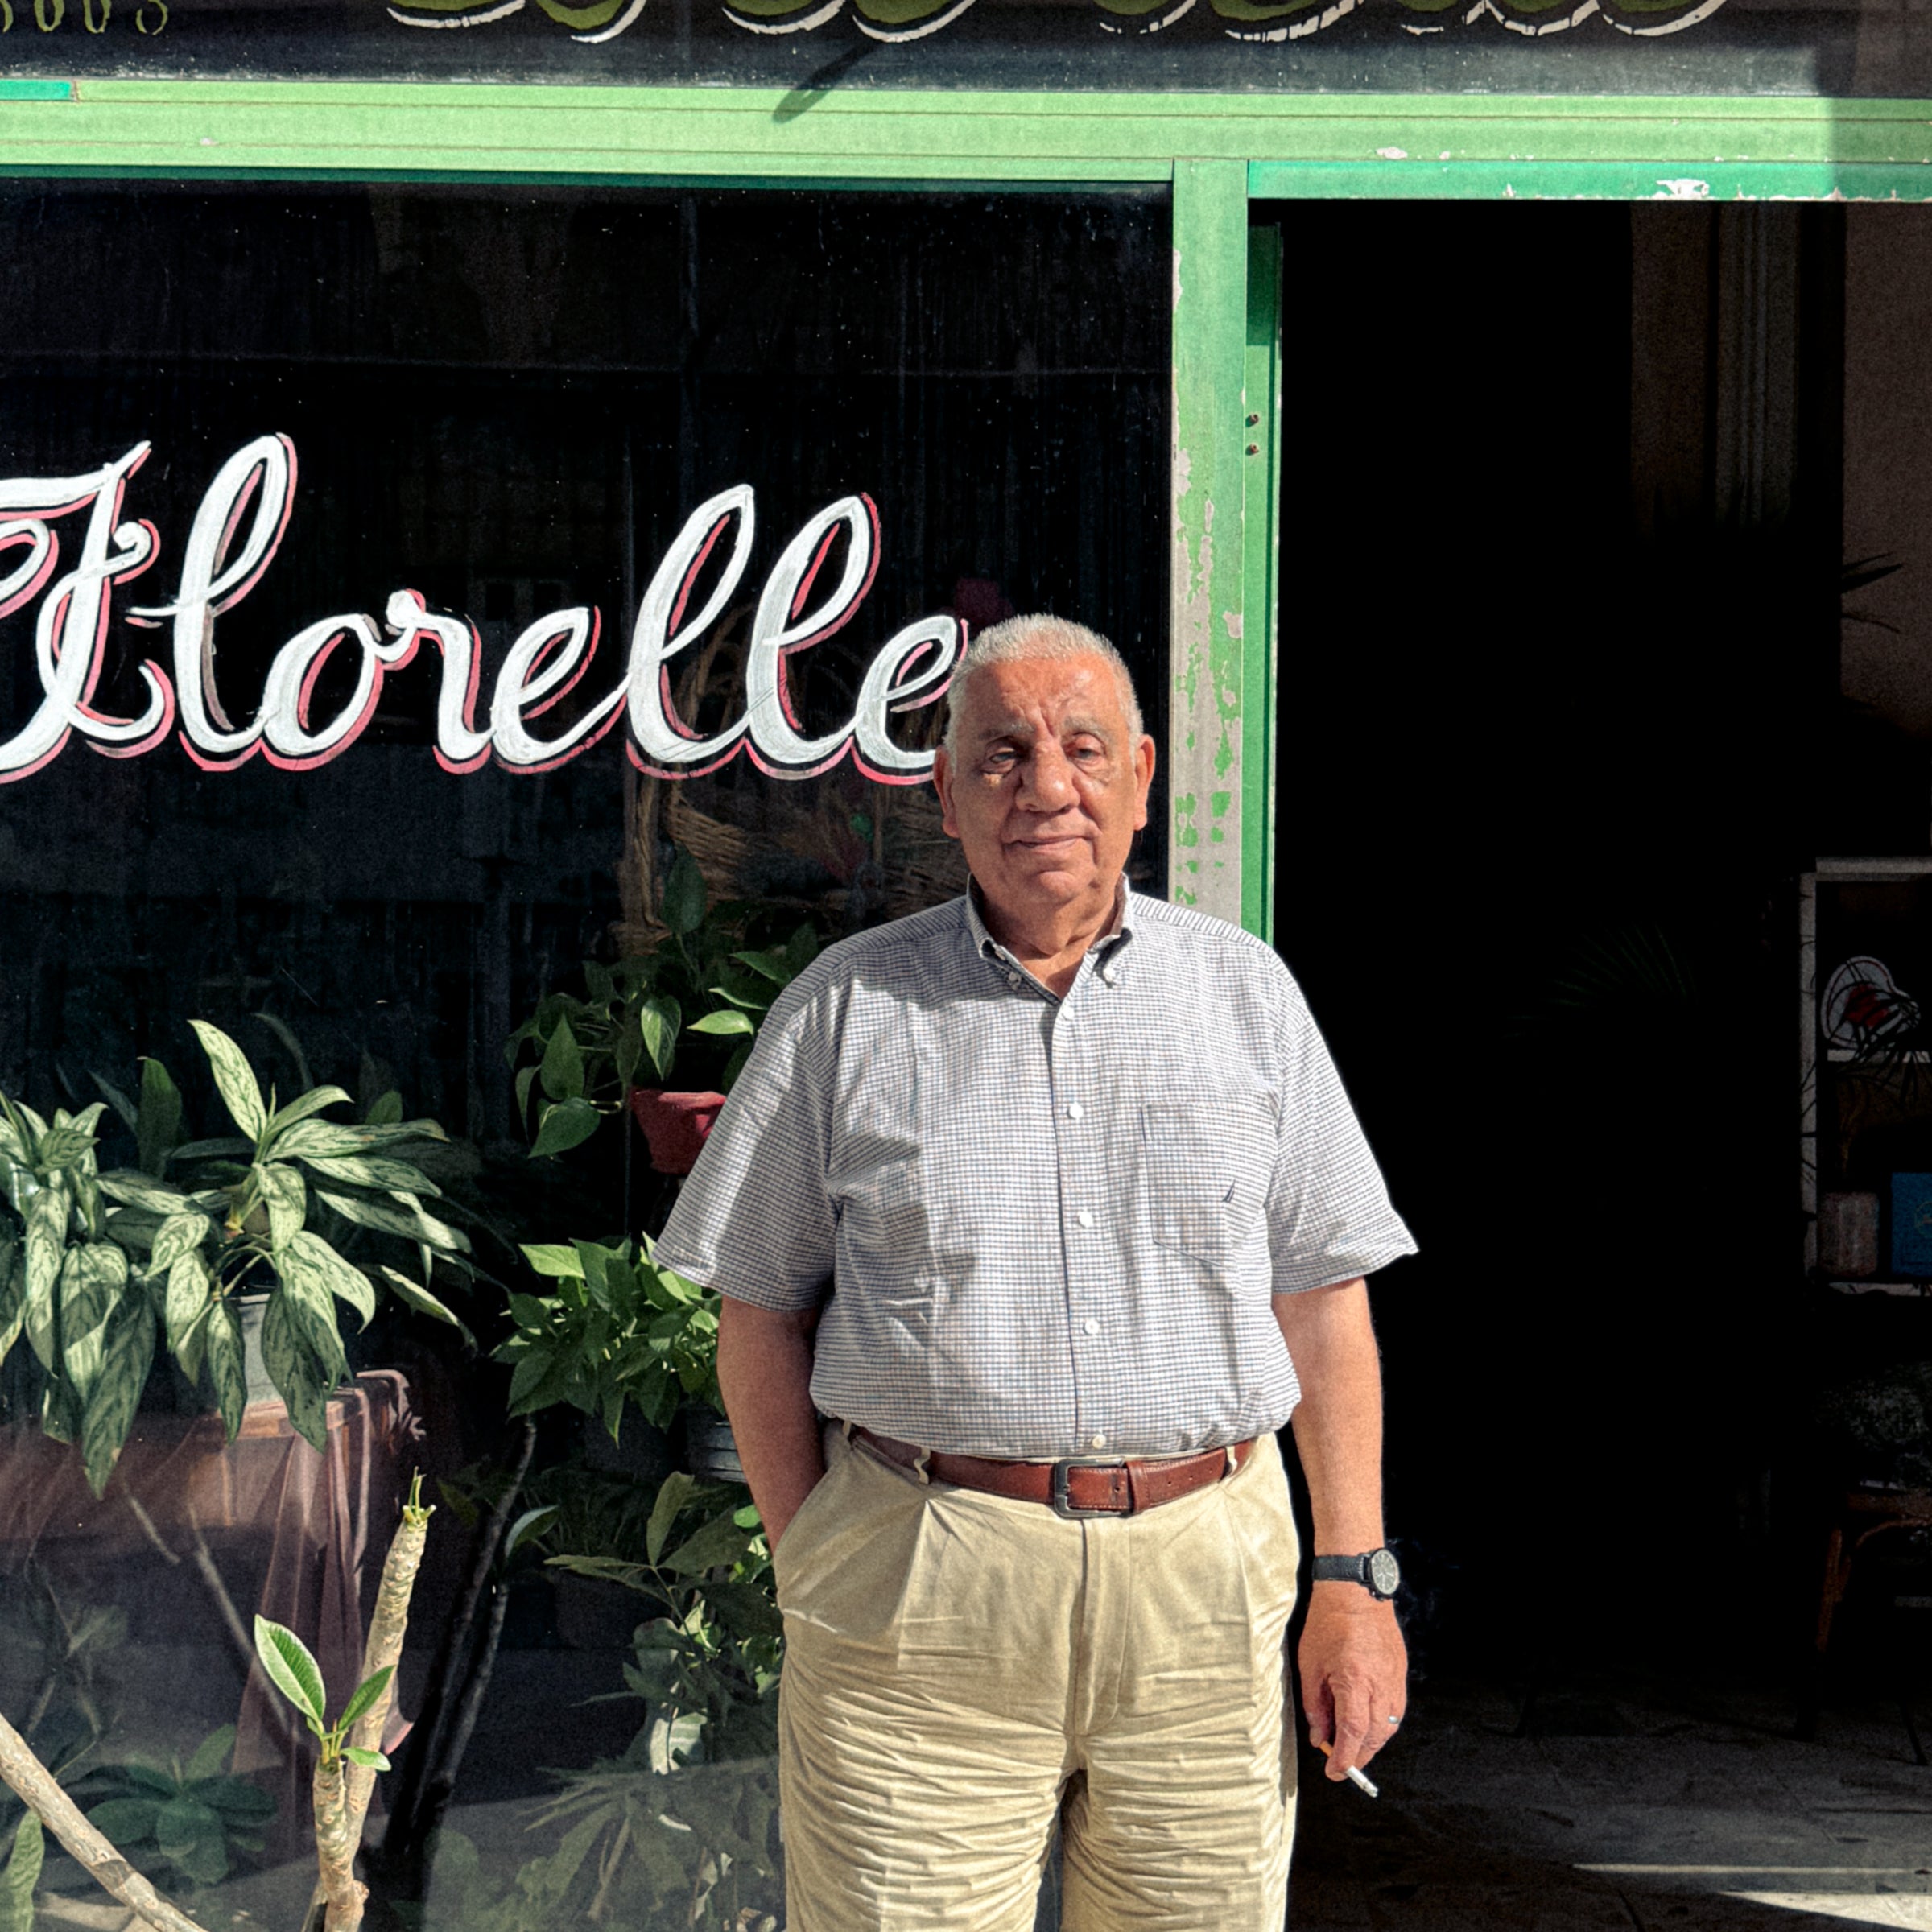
[1075,1208,1094,1229]
[1083,1318,1100,1335]
[1089,1433,1107,1450]
[1067,1102,1084,1121]
[1100,968,1117,985]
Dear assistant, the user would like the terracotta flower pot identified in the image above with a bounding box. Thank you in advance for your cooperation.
[627,1088,727,1175]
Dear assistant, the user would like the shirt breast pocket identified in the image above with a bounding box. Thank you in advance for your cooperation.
[1140,1098,1277,1262]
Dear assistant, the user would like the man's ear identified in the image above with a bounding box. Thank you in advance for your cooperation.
[934,749,960,840]
[1132,733,1155,832]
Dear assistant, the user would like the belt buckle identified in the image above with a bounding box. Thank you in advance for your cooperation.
[1050,1459,1129,1520]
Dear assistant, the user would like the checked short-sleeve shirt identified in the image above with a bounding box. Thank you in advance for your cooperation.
[654,886,1416,1460]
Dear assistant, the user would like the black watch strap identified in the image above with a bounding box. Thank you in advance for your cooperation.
[1311,1549,1401,1599]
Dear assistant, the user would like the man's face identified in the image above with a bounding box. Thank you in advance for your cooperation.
[934,653,1155,924]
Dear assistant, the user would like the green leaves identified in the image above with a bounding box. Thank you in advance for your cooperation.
[155,1796,226,1882]
[165,1252,213,1380]
[646,1472,698,1564]
[261,1292,328,1447]
[0,1240,22,1373]
[255,1163,307,1249]
[660,1513,755,1578]
[530,1097,599,1159]
[22,1184,67,1371]
[252,1618,397,1778]
[540,1016,585,1104]
[95,1171,192,1216]
[299,1152,443,1197]
[282,1228,377,1327]
[507,853,821,1168]
[253,1616,326,1726]
[73,1725,274,1895]
[153,1210,213,1273]
[535,1460,783,1876]
[687,1009,753,1039]
[36,1112,103,1170]
[661,849,709,936]
[315,1187,465,1257]
[185,1724,237,1785]
[85,1796,163,1843]
[0,1814,42,1932]
[59,1242,127,1403]
[275,1118,446,1159]
[378,1267,464,1331]
[497,1239,721,1435]
[262,1245,353,1447]
[336,1663,394,1735]
[137,1057,184,1178]
[266,1084,355,1137]
[191,1021,267,1142]
[74,1723,276,1885]
[81,1296,156,1494]
[3,1021,466,1491]
[638,996,680,1083]
[204,1299,246,1438]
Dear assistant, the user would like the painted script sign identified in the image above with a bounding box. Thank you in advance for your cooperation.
[0,437,960,787]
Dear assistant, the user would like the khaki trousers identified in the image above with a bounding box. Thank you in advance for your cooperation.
[773,1424,1302,1932]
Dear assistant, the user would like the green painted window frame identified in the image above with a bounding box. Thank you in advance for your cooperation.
[2,82,1923,936]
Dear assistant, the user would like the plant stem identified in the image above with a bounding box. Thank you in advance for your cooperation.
[346,1480,434,1839]
[301,1478,435,1932]
[0,1707,214,1932]
[312,1753,365,1932]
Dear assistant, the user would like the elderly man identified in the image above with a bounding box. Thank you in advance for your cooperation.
[654,614,1415,1932]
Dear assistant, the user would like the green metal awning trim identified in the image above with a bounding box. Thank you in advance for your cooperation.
[2,86,1932,191]
[1248,158,1932,200]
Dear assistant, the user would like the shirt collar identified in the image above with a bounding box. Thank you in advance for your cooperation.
[964,875,1137,976]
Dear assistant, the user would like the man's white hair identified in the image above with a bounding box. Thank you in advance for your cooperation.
[941,613,1146,758]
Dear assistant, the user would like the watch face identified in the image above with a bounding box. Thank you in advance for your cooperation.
[1367,1549,1402,1598]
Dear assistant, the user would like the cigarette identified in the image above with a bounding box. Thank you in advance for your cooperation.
[1316,1740,1378,1798]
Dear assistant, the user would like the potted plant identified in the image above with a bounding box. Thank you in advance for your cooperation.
[506,848,820,1166]
[494,1236,721,1443]
[0,1022,472,1494]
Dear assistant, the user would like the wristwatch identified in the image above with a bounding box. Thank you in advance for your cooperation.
[1311,1548,1402,1600]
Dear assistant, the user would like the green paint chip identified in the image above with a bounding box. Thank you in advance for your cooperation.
[0,80,73,101]
[1210,827,1224,844]
[1210,791,1232,817]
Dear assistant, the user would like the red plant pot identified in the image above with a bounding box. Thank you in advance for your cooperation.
[627,1088,727,1176]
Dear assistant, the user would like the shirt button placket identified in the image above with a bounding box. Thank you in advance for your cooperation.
[1055,1005,1111,1453]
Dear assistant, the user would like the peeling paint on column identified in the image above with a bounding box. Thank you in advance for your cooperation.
[1174,790,1199,848]
[1168,159,1249,921]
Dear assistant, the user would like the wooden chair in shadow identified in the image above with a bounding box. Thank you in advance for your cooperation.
[1801,1482,1932,1765]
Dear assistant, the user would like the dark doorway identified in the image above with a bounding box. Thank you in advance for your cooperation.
[1265,200,1846,1678]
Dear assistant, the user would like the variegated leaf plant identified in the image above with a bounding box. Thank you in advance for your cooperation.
[0,1022,473,1495]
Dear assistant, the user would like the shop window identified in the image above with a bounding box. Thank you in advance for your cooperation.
[0,183,1165,1932]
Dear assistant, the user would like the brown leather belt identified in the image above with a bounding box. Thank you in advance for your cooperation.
[851,1426,1254,1518]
